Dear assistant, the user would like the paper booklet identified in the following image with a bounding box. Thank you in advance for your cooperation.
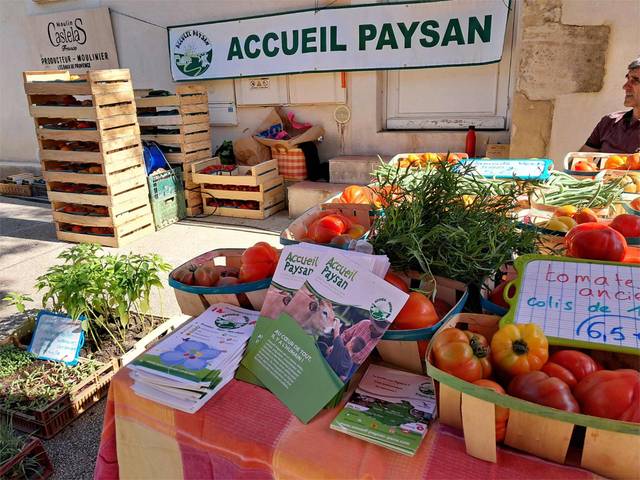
[129,303,258,413]
[237,242,390,386]
[241,251,408,423]
[330,364,437,456]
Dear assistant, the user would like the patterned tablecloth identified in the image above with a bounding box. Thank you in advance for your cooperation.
[95,368,596,479]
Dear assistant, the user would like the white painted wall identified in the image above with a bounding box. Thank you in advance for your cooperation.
[0,0,633,169]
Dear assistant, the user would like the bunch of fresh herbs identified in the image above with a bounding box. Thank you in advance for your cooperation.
[35,244,171,352]
[370,160,540,286]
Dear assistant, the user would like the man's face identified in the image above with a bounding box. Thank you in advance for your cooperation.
[624,68,640,108]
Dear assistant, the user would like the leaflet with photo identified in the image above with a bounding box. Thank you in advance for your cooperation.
[242,252,408,422]
[330,364,437,456]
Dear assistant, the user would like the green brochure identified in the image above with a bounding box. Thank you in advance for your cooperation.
[241,312,344,423]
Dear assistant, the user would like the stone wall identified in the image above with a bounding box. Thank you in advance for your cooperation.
[511,0,640,163]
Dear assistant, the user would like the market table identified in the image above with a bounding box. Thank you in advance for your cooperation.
[94,368,598,479]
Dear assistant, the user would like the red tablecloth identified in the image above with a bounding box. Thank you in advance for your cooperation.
[95,368,597,479]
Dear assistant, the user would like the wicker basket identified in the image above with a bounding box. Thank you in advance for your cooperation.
[169,248,272,316]
[426,313,640,479]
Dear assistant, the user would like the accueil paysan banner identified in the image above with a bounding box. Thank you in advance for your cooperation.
[168,0,510,81]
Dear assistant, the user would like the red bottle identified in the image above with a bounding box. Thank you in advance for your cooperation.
[465,126,476,158]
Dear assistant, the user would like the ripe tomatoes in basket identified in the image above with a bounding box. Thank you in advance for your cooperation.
[610,214,640,238]
[391,292,439,330]
[239,242,279,283]
[431,328,492,383]
[565,223,627,262]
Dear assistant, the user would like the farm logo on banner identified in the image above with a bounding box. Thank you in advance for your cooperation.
[167,0,510,81]
[28,7,119,72]
[174,29,213,77]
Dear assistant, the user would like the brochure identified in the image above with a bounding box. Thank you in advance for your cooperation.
[129,303,258,413]
[241,252,408,423]
[330,364,437,456]
[237,243,389,386]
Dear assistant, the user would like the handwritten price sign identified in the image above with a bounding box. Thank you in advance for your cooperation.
[28,310,84,365]
[501,256,640,354]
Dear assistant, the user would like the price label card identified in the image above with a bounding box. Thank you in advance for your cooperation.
[501,255,640,354]
[459,159,554,180]
[28,310,85,365]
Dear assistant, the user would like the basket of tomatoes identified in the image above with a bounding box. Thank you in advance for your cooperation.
[564,152,640,177]
[375,272,468,374]
[169,243,279,316]
[426,313,640,479]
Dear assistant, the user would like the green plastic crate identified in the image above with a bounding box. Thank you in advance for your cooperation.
[148,167,183,201]
[151,192,186,230]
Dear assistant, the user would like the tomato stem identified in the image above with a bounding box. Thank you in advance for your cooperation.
[512,339,529,355]
[469,336,488,358]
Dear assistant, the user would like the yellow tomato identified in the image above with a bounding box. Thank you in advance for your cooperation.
[604,155,627,170]
[491,323,549,376]
[543,217,571,232]
[553,205,577,218]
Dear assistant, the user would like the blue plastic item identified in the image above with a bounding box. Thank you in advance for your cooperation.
[143,141,170,175]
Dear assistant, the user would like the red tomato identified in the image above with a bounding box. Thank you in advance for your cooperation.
[565,224,627,262]
[431,328,492,382]
[384,272,409,293]
[610,214,640,238]
[306,214,352,243]
[172,263,198,285]
[564,222,609,246]
[574,369,640,422]
[573,208,599,224]
[548,350,600,383]
[541,362,578,389]
[627,153,640,170]
[433,298,453,319]
[473,379,509,442]
[391,292,439,330]
[339,185,375,204]
[623,246,640,263]
[239,242,279,283]
[508,371,580,413]
[631,197,640,211]
[572,159,598,172]
[488,280,510,309]
[194,262,220,287]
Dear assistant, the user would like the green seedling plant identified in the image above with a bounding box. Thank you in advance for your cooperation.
[35,243,171,352]
[0,346,34,379]
[0,419,45,479]
[2,293,33,314]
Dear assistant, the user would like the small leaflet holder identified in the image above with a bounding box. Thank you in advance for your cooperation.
[499,254,640,355]
[458,158,554,181]
[28,310,85,365]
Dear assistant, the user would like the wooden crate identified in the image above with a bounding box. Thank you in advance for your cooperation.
[0,438,53,479]
[193,158,284,219]
[135,85,211,165]
[23,69,153,247]
[1,358,118,439]
[426,313,640,479]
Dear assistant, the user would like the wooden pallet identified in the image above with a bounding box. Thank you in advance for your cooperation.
[135,85,211,165]
[23,69,153,247]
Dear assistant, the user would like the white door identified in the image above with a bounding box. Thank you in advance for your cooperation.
[385,2,517,130]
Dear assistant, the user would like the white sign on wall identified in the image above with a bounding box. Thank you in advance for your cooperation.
[167,0,510,81]
[29,7,119,72]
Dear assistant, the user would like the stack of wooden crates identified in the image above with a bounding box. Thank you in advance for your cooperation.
[23,69,154,247]
[135,85,211,216]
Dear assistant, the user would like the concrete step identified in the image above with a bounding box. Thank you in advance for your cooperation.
[287,181,348,218]
[328,155,389,185]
